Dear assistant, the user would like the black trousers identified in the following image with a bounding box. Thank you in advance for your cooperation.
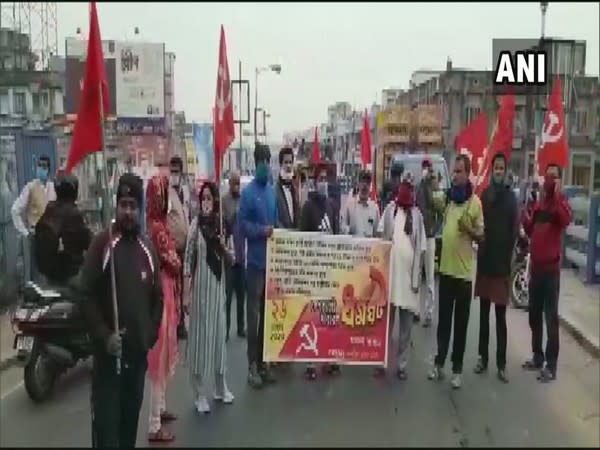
[528,270,560,372]
[478,298,507,370]
[226,263,246,334]
[246,266,266,369]
[91,352,147,448]
[435,274,472,373]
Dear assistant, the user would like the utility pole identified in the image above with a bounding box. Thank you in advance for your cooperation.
[233,61,250,173]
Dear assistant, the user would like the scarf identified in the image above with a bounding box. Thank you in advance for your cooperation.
[395,181,414,236]
[198,213,222,281]
[448,181,473,205]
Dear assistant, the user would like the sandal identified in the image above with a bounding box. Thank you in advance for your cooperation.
[160,411,177,423]
[148,428,175,443]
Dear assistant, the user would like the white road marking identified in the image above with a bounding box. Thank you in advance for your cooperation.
[0,380,24,400]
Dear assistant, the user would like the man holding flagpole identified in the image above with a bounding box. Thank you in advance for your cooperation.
[67,4,163,447]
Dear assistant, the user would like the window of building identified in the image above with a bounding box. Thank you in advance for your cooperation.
[573,109,588,134]
[32,93,40,114]
[13,92,26,115]
[570,153,591,191]
[464,106,481,124]
[0,89,9,115]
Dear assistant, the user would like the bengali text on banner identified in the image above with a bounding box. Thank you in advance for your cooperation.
[263,230,392,365]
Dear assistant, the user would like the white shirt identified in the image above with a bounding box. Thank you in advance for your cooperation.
[11,179,56,236]
[282,184,294,223]
[343,198,380,237]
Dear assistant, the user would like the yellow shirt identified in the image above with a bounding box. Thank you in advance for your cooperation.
[439,194,484,281]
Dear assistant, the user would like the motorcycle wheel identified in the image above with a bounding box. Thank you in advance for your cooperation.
[510,262,529,310]
[24,339,58,403]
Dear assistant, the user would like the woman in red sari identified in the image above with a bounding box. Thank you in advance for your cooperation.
[145,175,180,443]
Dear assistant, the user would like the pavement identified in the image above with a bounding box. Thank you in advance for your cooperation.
[1,300,599,447]
[558,269,600,357]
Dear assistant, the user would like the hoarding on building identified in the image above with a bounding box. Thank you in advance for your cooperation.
[415,105,442,144]
[65,37,165,125]
[64,56,117,116]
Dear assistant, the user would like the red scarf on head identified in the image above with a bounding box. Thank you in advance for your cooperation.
[394,181,414,236]
[395,181,414,208]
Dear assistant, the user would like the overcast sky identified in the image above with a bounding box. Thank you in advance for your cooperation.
[58,2,599,141]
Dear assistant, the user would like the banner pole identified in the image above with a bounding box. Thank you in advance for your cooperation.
[99,82,121,376]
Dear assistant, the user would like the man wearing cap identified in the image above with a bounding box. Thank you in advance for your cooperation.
[78,173,163,448]
[415,158,442,327]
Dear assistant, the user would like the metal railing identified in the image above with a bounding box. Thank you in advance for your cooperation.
[563,187,600,284]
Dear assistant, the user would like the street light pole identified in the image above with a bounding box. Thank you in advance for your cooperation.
[253,64,282,144]
[254,67,259,144]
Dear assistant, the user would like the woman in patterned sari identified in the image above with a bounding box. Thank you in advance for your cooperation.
[145,175,180,443]
[183,181,234,414]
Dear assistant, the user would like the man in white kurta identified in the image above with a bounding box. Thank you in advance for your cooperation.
[379,178,426,379]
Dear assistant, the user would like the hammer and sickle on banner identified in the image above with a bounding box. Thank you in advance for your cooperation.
[541,112,563,147]
[216,65,231,122]
[296,322,318,356]
[459,147,484,178]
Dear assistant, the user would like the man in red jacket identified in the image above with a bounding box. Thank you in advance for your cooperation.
[521,163,572,383]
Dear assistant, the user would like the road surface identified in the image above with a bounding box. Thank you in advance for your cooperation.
[1,306,598,447]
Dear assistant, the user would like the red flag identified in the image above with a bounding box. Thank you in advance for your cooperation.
[476,94,515,196]
[538,78,568,175]
[213,25,235,183]
[369,178,379,213]
[455,112,488,186]
[65,2,110,174]
[360,109,371,166]
[311,126,320,163]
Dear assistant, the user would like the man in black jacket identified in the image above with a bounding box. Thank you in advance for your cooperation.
[78,173,163,448]
[299,165,340,380]
[35,173,92,284]
[275,147,299,230]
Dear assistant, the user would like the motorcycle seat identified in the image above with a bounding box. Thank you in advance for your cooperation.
[44,301,82,321]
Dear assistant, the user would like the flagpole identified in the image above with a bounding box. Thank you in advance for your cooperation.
[99,82,121,376]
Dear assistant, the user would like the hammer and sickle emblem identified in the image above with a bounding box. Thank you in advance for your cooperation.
[295,322,318,356]
[541,112,563,147]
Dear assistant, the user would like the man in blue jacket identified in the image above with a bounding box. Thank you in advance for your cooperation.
[239,143,278,389]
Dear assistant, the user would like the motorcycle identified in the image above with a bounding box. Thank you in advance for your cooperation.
[11,281,92,403]
[510,227,530,310]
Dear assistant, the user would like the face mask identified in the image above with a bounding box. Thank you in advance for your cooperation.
[280,168,293,181]
[36,167,49,182]
[492,173,505,186]
[255,162,269,184]
[316,181,328,197]
[201,200,212,215]
[170,174,181,187]
[422,169,429,178]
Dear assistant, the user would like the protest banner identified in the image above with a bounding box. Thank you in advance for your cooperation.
[263,230,392,365]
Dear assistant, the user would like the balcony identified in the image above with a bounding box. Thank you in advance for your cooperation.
[378,134,410,145]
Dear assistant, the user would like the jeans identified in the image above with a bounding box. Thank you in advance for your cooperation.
[478,298,507,370]
[245,265,266,369]
[225,263,245,334]
[434,274,472,374]
[528,270,560,372]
